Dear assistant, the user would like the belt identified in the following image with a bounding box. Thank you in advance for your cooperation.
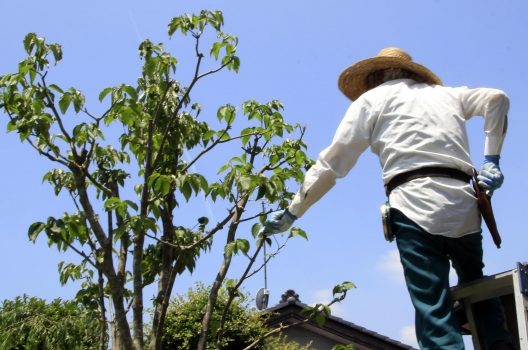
[385,167,472,196]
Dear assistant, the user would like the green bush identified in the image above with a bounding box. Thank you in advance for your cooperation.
[0,295,100,350]
[161,284,309,350]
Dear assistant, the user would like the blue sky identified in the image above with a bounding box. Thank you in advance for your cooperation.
[1,1,527,348]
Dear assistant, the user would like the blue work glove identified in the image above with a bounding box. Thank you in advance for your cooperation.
[262,209,297,235]
[477,155,504,195]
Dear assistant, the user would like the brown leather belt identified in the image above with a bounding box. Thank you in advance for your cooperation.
[384,166,501,248]
[385,167,471,196]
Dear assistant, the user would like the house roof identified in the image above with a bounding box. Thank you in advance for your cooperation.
[265,289,418,350]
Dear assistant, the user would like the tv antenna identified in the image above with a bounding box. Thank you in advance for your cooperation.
[256,209,270,310]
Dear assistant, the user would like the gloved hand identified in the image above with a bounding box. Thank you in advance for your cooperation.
[262,209,297,235]
[477,155,504,195]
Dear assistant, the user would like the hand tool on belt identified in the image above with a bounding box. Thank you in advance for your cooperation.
[471,168,502,248]
[384,166,502,248]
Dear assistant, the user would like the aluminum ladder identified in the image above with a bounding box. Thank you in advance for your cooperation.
[451,262,528,350]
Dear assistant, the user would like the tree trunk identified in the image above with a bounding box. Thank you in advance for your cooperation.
[132,236,145,349]
[197,252,233,350]
[98,269,108,350]
[108,275,135,349]
[148,265,177,350]
[148,204,176,350]
[72,169,135,349]
[197,196,248,350]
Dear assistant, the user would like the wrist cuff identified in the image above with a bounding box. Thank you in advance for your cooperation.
[484,155,500,165]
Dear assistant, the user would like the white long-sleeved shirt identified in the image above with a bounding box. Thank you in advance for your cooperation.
[288,79,509,237]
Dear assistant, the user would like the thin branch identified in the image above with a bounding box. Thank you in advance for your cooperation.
[244,236,290,280]
[39,75,73,143]
[182,207,235,251]
[235,209,272,224]
[154,37,235,170]
[182,129,262,174]
[83,171,113,198]
[143,206,236,251]
[24,137,70,166]
[216,237,266,344]
[64,241,98,270]
[181,124,231,173]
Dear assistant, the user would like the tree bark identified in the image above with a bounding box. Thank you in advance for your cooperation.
[148,201,176,350]
[72,168,134,349]
[197,196,249,350]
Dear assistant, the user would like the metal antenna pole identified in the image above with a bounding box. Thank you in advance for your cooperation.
[255,203,270,310]
[263,238,268,290]
[262,202,269,290]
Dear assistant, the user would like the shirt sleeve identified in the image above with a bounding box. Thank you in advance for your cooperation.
[288,100,372,218]
[457,87,510,156]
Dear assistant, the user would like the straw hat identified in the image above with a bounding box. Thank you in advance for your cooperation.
[338,47,442,101]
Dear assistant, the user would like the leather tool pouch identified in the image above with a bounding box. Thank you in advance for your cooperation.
[380,201,394,242]
[472,169,502,248]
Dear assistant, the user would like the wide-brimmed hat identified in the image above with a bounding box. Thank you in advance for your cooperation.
[338,47,442,101]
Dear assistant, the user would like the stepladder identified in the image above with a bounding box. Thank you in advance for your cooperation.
[451,262,528,350]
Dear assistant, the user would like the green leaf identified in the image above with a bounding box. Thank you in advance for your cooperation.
[49,43,63,62]
[332,281,357,296]
[217,162,230,174]
[289,227,308,240]
[224,239,250,256]
[255,185,266,201]
[103,197,130,217]
[28,222,46,241]
[229,56,240,73]
[49,84,64,94]
[6,120,18,132]
[58,94,71,114]
[225,241,237,256]
[295,150,304,165]
[217,105,236,124]
[210,42,223,59]
[125,200,138,211]
[236,239,250,255]
[122,85,138,100]
[238,175,253,191]
[98,87,113,102]
[314,306,331,327]
[154,175,171,196]
[240,127,254,146]
[251,223,261,238]
[181,181,192,201]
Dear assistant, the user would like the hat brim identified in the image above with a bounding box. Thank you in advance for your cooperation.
[338,56,442,101]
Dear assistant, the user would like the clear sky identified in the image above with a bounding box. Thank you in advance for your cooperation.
[1,1,527,348]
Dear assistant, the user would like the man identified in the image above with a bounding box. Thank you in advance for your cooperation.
[264,48,514,349]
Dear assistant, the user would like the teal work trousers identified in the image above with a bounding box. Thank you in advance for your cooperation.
[392,209,511,350]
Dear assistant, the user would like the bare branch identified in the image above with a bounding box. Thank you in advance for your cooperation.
[244,236,290,280]
[181,124,231,173]
[24,137,70,167]
[63,241,98,270]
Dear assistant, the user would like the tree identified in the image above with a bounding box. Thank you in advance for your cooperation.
[160,283,311,350]
[0,295,100,350]
[0,9,325,350]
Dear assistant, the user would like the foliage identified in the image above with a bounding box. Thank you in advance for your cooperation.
[160,283,310,350]
[0,9,315,350]
[332,345,356,350]
[0,295,100,350]
[300,281,356,327]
